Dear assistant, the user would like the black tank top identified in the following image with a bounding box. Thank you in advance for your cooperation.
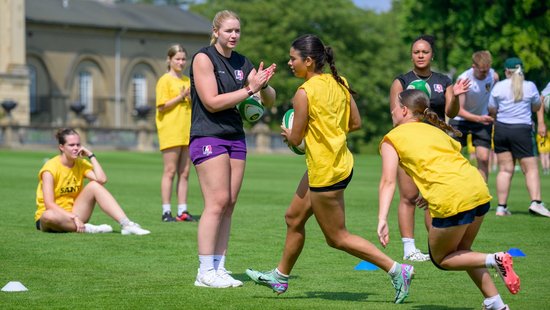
[190,45,254,139]
[396,71,452,120]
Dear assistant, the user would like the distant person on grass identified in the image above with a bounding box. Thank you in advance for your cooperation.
[488,57,549,217]
[246,34,414,304]
[450,50,499,181]
[389,34,468,262]
[155,44,197,223]
[35,128,150,235]
[378,89,520,310]
[189,10,276,288]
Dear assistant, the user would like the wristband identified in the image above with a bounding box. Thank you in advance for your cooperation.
[88,154,96,159]
[245,86,254,97]
[261,84,269,90]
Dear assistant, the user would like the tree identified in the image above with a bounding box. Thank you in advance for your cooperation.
[191,0,409,146]
[396,0,549,88]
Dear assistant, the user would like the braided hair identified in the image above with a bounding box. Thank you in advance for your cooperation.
[399,89,462,137]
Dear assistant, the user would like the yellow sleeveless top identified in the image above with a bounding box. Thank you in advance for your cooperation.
[382,122,492,218]
[300,74,353,187]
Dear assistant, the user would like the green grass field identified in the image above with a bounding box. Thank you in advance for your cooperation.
[0,150,549,309]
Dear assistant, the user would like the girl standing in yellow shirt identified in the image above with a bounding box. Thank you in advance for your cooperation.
[155,44,196,222]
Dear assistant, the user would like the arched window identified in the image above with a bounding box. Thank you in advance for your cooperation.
[79,71,93,113]
[132,73,147,107]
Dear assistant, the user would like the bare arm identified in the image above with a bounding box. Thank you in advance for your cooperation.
[348,96,362,132]
[377,140,399,248]
[79,146,107,184]
[456,93,494,125]
[193,54,273,113]
[281,89,308,147]
[42,171,84,231]
[157,86,190,112]
[537,98,546,137]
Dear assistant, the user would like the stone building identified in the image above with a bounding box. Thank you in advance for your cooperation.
[1,0,211,128]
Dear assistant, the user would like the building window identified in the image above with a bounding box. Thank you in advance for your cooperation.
[79,71,93,113]
[132,73,147,107]
[29,65,37,113]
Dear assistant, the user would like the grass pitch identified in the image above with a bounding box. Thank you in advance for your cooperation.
[0,150,548,309]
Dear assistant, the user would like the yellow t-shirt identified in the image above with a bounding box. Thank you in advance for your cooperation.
[35,155,93,221]
[300,74,353,187]
[382,122,492,219]
[155,73,192,150]
[537,132,550,154]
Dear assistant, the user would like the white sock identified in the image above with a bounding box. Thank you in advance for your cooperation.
[483,294,505,309]
[199,255,214,274]
[162,204,171,214]
[485,253,496,268]
[402,238,416,256]
[274,268,289,278]
[213,255,225,271]
[387,262,399,277]
[119,217,130,226]
[177,204,188,216]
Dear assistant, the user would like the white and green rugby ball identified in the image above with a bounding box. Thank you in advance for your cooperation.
[281,109,305,155]
[406,79,432,98]
[237,96,264,123]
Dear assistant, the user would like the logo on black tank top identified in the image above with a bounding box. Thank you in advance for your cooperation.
[234,70,244,81]
[433,84,444,93]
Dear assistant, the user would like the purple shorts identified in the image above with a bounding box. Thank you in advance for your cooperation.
[189,136,247,165]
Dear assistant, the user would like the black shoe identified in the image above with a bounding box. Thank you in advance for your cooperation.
[162,211,176,222]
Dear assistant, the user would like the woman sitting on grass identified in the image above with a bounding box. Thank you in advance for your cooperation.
[35,128,150,235]
[378,89,520,309]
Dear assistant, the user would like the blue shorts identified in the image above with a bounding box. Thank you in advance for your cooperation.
[189,136,247,165]
[431,202,490,228]
[310,170,353,192]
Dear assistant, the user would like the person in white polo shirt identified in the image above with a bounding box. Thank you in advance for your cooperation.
[489,57,549,217]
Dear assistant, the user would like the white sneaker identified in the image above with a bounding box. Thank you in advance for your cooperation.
[529,202,550,217]
[121,222,150,235]
[217,269,243,287]
[194,269,232,288]
[496,206,512,216]
[84,223,113,234]
[403,249,430,262]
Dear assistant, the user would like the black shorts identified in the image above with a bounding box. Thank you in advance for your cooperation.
[493,122,537,158]
[431,202,490,228]
[35,220,41,230]
[429,202,490,270]
[450,120,492,149]
[310,170,353,192]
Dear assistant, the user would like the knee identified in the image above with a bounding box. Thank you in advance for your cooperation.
[324,233,349,250]
[39,211,55,225]
[284,211,306,230]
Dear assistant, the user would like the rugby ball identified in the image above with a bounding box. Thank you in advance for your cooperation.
[237,96,264,123]
[281,109,306,155]
[406,79,432,98]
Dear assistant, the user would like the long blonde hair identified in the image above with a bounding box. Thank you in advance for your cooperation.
[210,10,240,46]
[507,66,524,102]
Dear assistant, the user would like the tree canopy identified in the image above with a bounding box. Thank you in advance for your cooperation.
[123,0,549,150]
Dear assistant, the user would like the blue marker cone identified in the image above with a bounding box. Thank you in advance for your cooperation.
[507,248,526,257]
[354,261,379,271]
